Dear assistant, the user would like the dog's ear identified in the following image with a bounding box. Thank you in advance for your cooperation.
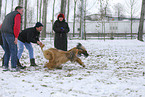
[77,43,82,49]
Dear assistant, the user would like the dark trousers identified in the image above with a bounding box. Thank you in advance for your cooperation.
[2,33,17,68]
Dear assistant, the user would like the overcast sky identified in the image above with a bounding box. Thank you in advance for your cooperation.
[0,0,142,22]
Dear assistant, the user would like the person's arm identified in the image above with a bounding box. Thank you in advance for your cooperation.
[53,21,61,33]
[28,33,42,45]
[27,30,41,45]
[0,24,2,29]
[13,14,21,44]
[64,22,70,33]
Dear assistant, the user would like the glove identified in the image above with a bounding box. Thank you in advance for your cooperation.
[61,27,64,30]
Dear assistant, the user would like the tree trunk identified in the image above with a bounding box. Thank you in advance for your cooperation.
[52,0,56,33]
[73,0,77,37]
[131,3,133,39]
[18,0,23,31]
[138,0,145,41]
[42,0,48,39]
[4,0,7,16]
[37,0,39,21]
[60,0,66,15]
[84,0,86,40]
[24,0,27,29]
[11,0,14,11]
[18,0,23,6]
[39,0,42,22]
[67,0,70,22]
[80,0,84,39]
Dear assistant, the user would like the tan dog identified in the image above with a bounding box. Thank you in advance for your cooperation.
[41,43,89,69]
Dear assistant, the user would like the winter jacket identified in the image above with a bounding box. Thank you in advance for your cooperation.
[53,19,70,51]
[1,11,21,38]
[18,27,40,43]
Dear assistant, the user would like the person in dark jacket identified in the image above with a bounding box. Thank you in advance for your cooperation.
[17,22,43,67]
[1,6,23,71]
[53,13,70,51]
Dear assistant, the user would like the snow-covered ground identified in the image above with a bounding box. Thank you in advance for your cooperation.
[0,39,145,97]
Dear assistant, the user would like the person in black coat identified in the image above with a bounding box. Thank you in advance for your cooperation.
[53,13,70,51]
[17,22,43,67]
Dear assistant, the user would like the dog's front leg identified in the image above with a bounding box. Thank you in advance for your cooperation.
[44,62,49,68]
[75,57,85,67]
[45,62,55,70]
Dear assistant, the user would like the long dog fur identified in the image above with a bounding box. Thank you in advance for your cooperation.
[40,43,89,69]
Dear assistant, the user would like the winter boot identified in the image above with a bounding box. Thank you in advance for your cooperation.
[30,58,38,66]
[17,59,26,69]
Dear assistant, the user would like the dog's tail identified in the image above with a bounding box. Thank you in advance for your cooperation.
[43,49,55,62]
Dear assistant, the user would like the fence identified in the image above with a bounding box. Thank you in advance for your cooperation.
[27,21,144,39]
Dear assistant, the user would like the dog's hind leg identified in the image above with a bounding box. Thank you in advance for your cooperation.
[55,64,63,69]
[75,57,85,67]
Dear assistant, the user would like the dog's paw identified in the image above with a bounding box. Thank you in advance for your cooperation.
[82,65,85,68]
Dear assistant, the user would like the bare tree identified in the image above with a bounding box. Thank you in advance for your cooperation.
[37,0,39,21]
[114,3,124,20]
[67,0,70,22]
[41,0,48,39]
[11,0,14,11]
[84,0,87,40]
[39,0,43,22]
[99,0,110,20]
[60,0,67,15]
[18,0,23,30]
[4,0,7,16]
[125,0,139,39]
[52,0,56,33]
[27,7,34,24]
[73,0,77,37]
[24,0,27,29]
[18,0,23,6]
[138,0,145,41]
[99,0,110,40]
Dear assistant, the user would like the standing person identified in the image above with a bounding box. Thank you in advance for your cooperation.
[1,6,23,71]
[53,13,70,51]
[17,22,43,67]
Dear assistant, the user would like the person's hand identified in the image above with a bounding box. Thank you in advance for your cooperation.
[61,27,64,30]
[37,41,42,46]
[14,38,18,44]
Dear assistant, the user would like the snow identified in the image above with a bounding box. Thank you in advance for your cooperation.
[0,39,145,97]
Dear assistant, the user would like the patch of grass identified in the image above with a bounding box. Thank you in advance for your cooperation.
[41,85,48,87]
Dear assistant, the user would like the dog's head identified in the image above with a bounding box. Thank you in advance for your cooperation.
[76,43,89,57]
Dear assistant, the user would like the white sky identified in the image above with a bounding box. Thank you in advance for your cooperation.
[0,0,142,22]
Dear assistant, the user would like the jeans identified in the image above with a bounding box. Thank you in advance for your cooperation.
[17,40,34,59]
[2,33,17,68]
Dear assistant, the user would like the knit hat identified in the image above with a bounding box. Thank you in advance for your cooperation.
[35,22,43,27]
[57,13,65,19]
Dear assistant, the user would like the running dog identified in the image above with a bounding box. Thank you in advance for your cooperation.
[40,43,89,69]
